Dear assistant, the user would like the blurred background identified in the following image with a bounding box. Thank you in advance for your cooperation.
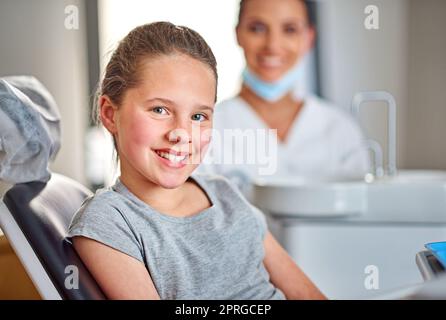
[1,0,446,300]
[1,0,445,189]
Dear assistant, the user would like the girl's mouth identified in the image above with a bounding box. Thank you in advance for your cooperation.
[154,149,190,168]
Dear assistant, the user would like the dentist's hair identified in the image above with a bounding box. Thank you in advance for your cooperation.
[94,21,218,124]
[236,0,316,28]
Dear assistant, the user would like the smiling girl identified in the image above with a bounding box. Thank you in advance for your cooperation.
[68,21,325,300]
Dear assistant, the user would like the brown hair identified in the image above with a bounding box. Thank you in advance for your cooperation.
[236,0,315,28]
[94,21,218,124]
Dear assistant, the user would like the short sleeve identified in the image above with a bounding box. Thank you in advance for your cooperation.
[67,195,144,263]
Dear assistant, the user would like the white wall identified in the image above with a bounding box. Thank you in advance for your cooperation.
[2,0,444,184]
[317,0,446,171]
[406,0,446,169]
[0,0,90,184]
[317,0,409,169]
[98,0,244,104]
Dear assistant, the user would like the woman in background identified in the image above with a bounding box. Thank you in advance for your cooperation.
[202,0,369,198]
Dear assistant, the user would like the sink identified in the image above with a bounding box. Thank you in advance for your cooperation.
[252,170,446,223]
[387,170,446,182]
[365,179,446,223]
[253,178,366,218]
[252,170,446,299]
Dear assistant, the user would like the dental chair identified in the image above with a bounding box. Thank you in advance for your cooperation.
[0,76,106,299]
[0,173,106,300]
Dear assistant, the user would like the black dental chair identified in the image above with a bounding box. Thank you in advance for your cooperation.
[0,173,106,300]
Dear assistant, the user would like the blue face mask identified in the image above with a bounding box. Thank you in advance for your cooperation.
[242,63,303,102]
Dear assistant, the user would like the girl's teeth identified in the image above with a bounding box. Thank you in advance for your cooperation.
[156,151,187,163]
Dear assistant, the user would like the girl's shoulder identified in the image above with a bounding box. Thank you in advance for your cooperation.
[67,184,144,263]
[70,185,130,225]
[82,186,123,210]
[68,183,140,235]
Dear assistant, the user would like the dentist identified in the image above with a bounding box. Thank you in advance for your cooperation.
[202,0,369,198]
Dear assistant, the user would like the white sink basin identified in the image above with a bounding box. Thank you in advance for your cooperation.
[252,170,446,222]
[365,179,446,223]
[253,170,446,299]
[390,170,446,182]
[253,179,366,217]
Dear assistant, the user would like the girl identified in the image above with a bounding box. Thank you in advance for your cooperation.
[68,21,325,300]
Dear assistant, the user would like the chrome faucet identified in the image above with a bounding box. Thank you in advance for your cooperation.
[364,139,384,179]
[351,91,397,177]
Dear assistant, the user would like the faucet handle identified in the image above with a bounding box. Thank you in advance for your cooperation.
[351,91,397,177]
[364,139,384,179]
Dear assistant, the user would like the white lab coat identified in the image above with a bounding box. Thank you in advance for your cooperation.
[199,95,370,197]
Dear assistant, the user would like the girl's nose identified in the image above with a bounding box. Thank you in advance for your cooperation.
[167,128,191,145]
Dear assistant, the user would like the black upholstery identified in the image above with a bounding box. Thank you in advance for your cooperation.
[3,173,106,300]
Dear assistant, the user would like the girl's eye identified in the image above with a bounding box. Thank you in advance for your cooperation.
[191,113,207,122]
[151,106,168,115]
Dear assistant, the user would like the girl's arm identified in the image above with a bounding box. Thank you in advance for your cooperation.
[263,231,327,300]
[73,236,160,300]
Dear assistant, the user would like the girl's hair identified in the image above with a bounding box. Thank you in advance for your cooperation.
[94,21,218,124]
[236,0,316,28]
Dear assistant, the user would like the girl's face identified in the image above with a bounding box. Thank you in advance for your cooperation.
[236,0,314,82]
[104,54,216,189]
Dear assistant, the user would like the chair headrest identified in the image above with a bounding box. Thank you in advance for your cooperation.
[0,76,61,184]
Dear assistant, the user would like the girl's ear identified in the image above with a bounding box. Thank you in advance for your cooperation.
[99,95,118,134]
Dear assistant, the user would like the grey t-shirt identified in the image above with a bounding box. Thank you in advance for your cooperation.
[68,173,285,300]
